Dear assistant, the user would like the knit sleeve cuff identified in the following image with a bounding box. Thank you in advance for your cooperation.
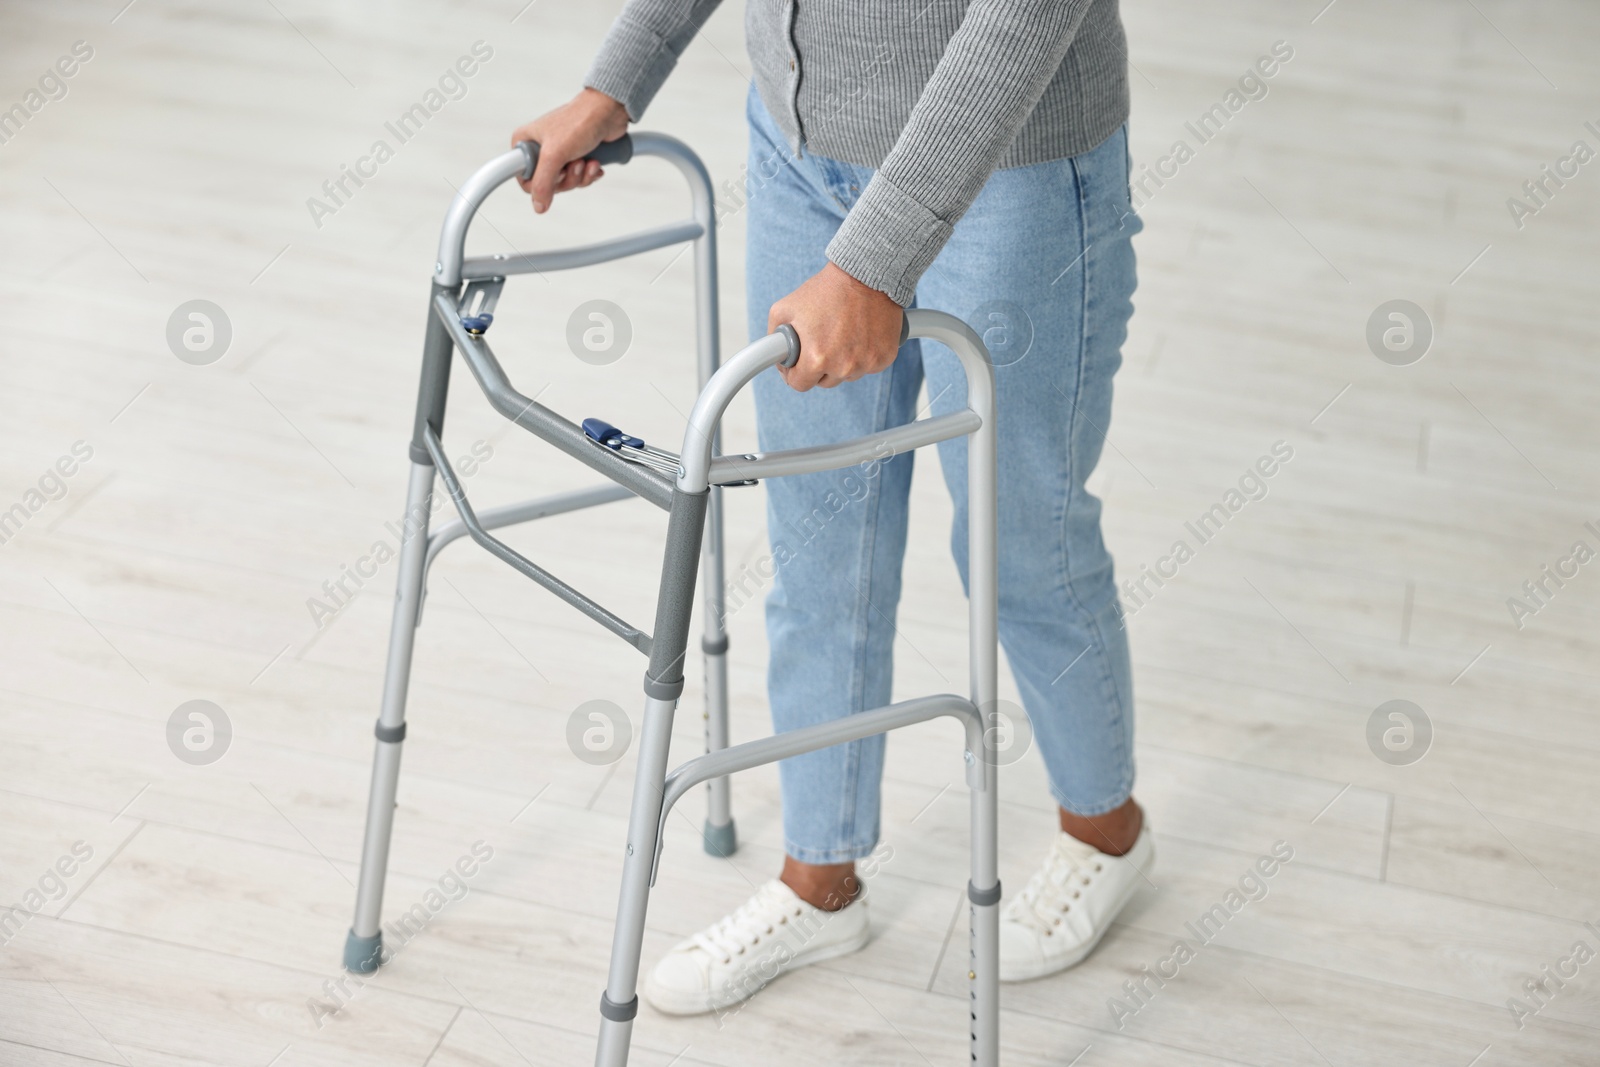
[825,174,954,307]
[582,16,680,121]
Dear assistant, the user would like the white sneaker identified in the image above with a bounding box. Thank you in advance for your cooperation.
[643,879,870,1015]
[999,826,1154,982]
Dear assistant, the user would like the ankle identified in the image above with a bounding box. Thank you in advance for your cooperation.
[1059,797,1143,856]
[780,856,860,911]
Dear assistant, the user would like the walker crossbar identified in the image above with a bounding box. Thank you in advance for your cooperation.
[437,290,840,494]
[421,484,633,594]
[423,423,653,654]
[710,407,981,484]
[344,131,1001,1066]
[461,219,704,280]
[648,693,987,885]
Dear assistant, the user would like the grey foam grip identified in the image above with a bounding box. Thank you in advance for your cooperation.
[517,134,635,180]
[772,317,900,370]
[589,135,634,165]
[777,323,801,368]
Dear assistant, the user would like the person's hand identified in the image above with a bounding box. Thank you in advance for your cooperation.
[510,88,630,214]
[769,263,904,391]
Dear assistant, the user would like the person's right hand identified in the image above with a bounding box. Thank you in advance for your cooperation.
[510,88,630,215]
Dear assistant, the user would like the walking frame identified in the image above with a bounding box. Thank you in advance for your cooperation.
[342,131,1001,1066]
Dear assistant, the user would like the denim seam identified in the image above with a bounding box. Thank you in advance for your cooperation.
[1077,154,1136,730]
[1052,149,1132,811]
[811,369,895,859]
[835,370,903,855]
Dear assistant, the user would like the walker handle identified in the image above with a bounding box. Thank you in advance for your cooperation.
[515,134,635,181]
[774,312,909,370]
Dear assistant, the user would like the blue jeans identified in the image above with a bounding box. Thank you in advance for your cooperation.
[744,88,1140,864]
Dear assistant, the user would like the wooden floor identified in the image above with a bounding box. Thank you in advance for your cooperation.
[2,1,1598,1064]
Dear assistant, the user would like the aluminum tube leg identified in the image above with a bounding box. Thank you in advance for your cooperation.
[596,490,707,1067]
[969,784,1000,1066]
[346,281,455,973]
[345,460,436,972]
[699,484,735,856]
[966,329,1000,1066]
[594,691,677,1066]
[687,162,735,856]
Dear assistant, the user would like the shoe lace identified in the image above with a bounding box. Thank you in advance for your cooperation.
[1005,838,1103,936]
[690,884,798,963]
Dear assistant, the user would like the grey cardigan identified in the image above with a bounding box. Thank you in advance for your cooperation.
[585,0,1129,306]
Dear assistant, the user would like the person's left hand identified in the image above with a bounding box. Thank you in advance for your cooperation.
[768,263,904,392]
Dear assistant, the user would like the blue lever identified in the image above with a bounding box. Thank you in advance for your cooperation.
[583,418,645,450]
[460,313,494,334]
